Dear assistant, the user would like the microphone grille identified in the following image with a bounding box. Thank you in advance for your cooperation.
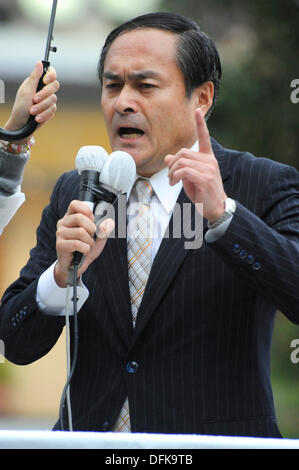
[75,146,108,174]
[100,151,136,193]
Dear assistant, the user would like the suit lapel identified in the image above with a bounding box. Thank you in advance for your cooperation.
[131,189,196,343]
[211,137,231,183]
[93,195,133,348]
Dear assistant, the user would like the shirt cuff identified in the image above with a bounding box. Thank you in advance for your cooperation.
[204,215,233,243]
[36,261,89,316]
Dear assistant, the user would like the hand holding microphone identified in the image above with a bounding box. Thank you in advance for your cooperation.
[55,146,136,287]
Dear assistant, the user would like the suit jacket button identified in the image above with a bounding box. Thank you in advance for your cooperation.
[239,249,247,259]
[246,254,255,264]
[233,243,240,254]
[20,306,28,317]
[252,261,261,270]
[126,361,139,373]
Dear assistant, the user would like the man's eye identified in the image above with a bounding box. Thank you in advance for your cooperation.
[139,83,155,89]
[105,83,121,89]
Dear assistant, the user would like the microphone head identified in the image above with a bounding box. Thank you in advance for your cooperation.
[100,151,136,193]
[75,146,108,174]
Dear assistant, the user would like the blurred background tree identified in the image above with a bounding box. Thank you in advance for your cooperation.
[161,0,299,438]
[161,0,299,169]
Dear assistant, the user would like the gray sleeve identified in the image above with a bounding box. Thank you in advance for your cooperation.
[0,148,29,196]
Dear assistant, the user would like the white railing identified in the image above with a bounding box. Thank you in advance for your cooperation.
[0,430,298,449]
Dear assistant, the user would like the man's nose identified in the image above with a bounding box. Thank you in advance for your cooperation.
[114,85,138,114]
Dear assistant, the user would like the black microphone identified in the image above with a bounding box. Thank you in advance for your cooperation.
[72,146,109,268]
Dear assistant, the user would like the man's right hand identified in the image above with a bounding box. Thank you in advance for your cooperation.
[55,200,114,287]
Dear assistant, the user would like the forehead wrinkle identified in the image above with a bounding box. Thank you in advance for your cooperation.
[102,70,162,81]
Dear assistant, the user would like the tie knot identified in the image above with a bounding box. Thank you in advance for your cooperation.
[135,178,153,205]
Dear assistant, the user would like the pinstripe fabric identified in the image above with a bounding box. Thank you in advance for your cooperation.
[0,138,298,436]
[114,179,153,432]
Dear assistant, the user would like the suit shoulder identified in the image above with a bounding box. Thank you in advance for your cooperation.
[54,169,79,186]
[212,138,298,181]
[51,169,79,196]
[48,170,80,217]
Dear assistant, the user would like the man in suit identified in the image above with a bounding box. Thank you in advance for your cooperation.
[0,12,298,437]
[0,62,59,234]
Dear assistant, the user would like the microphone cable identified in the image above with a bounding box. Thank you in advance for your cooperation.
[59,263,79,431]
[63,281,73,430]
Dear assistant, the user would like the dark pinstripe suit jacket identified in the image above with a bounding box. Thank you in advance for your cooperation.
[0,138,299,437]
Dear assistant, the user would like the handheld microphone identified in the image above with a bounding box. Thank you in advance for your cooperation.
[73,148,136,268]
[75,145,109,210]
[72,146,108,267]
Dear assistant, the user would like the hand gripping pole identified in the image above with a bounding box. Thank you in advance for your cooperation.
[0,0,58,141]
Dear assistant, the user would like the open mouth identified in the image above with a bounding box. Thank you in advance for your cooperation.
[118,127,145,139]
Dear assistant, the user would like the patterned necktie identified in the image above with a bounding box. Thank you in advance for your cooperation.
[114,178,154,432]
[128,178,154,327]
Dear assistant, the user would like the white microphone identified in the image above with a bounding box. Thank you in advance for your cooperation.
[75,146,109,212]
[100,150,136,193]
[94,150,136,230]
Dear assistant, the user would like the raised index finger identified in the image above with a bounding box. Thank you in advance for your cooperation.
[195,107,212,154]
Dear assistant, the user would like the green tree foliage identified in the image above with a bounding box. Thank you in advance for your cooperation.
[161,0,299,169]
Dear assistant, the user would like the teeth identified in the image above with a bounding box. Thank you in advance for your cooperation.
[121,133,143,139]
[119,127,144,139]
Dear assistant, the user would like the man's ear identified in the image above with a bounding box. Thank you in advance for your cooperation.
[193,81,214,118]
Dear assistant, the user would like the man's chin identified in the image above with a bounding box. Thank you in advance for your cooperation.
[111,139,157,175]
[112,142,146,163]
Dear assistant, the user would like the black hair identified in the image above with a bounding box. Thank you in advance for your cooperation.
[98,12,222,119]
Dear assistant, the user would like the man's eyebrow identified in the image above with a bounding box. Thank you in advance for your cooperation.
[128,70,161,80]
[102,70,161,81]
[102,71,122,81]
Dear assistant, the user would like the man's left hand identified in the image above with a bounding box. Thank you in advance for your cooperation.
[165,108,227,223]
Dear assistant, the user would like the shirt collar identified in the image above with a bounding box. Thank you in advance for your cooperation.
[126,141,198,214]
